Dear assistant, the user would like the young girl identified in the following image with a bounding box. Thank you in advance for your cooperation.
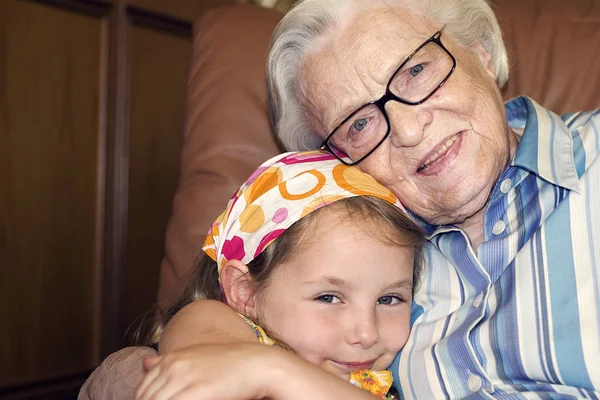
[135,150,424,400]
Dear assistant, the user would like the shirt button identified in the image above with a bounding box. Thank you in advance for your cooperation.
[492,220,506,235]
[500,178,512,193]
[473,293,483,308]
[468,374,483,392]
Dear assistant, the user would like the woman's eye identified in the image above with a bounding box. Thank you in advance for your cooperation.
[409,63,424,77]
[377,295,403,305]
[316,294,341,304]
[352,118,368,132]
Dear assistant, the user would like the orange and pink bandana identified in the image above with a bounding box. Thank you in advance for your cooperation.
[202,150,403,273]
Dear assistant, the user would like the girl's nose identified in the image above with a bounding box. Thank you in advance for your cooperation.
[348,308,379,349]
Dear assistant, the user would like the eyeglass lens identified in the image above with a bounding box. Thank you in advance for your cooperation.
[328,41,453,163]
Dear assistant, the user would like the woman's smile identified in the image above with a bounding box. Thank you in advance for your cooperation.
[417,131,463,172]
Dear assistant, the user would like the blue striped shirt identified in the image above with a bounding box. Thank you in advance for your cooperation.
[393,97,600,399]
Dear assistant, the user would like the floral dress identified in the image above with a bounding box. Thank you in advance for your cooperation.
[239,314,398,399]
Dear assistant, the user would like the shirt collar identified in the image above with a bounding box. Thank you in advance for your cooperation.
[506,96,580,192]
[414,96,581,238]
[407,209,459,241]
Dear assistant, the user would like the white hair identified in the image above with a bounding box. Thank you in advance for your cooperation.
[267,0,509,151]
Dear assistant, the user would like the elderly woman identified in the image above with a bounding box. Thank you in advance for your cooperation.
[82,0,600,399]
[266,0,600,398]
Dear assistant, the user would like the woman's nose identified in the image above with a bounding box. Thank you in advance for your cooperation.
[385,101,431,147]
[347,308,379,349]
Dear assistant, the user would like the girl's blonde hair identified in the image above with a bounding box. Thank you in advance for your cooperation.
[135,196,424,346]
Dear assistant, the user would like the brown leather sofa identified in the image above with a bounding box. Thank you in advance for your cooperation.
[79,1,600,398]
[158,0,600,306]
[156,3,283,308]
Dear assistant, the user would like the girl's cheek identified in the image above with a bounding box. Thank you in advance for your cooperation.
[288,313,340,346]
[381,314,411,349]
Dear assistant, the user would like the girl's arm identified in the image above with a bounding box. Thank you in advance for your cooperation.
[267,346,378,400]
[138,301,378,399]
[135,300,261,399]
[137,342,376,400]
[158,299,258,353]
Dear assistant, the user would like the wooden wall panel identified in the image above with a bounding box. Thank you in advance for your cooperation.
[1,0,236,397]
[0,0,105,387]
[126,0,231,22]
[123,25,190,339]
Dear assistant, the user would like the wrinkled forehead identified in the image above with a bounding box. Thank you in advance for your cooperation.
[299,5,438,134]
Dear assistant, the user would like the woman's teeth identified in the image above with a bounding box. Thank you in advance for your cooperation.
[418,133,460,172]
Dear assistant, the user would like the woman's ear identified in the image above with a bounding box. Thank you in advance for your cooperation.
[472,43,497,82]
[220,260,258,318]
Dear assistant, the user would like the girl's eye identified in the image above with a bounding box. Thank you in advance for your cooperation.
[409,63,424,77]
[315,294,341,304]
[377,295,403,305]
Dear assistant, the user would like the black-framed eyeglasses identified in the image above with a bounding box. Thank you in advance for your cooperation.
[319,29,456,166]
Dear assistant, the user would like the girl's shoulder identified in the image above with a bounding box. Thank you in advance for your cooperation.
[159,299,258,353]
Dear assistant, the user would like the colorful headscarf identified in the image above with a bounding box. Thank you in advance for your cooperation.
[202,150,403,273]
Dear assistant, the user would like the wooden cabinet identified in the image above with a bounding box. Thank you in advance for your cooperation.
[0,0,233,398]
[0,1,103,391]
[124,24,189,343]
[127,0,232,21]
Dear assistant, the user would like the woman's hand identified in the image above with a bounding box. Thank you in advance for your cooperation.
[79,346,159,400]
[135,342,275,400]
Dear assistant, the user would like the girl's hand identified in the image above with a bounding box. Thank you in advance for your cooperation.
[134,342,275,400]
[135,342,376,400]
